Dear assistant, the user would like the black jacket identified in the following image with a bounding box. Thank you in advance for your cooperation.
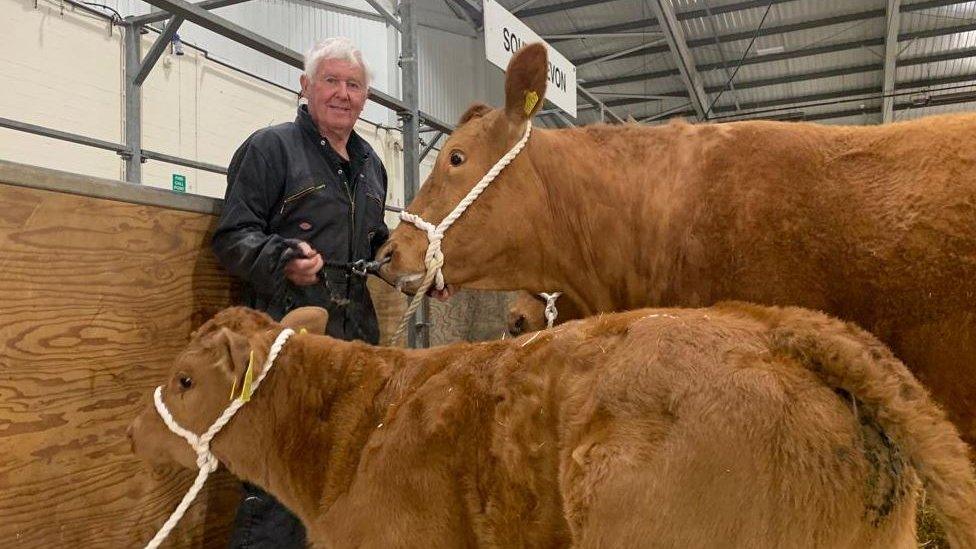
[212,106,389,344]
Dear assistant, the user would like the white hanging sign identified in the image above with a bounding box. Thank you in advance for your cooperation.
[483,0,577,117]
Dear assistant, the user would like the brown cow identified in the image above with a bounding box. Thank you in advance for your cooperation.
[130,305,976,548]
[377,43,976,446]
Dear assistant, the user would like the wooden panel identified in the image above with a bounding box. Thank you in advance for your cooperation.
[0,182,239,547]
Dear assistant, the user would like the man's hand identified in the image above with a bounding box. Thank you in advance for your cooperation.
[427,284,456,302]
[284,241,324,286]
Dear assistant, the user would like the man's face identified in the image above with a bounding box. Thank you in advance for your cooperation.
[302,58,368,138]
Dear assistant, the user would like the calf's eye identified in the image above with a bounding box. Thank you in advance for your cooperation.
[179,375,193,389]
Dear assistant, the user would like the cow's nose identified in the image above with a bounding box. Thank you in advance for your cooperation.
[508,314,526,337]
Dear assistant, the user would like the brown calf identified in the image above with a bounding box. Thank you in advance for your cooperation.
[130,305,976,548]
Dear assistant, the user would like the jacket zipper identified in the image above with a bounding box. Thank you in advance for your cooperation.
[280,184,326,214]
[340,169,356,275]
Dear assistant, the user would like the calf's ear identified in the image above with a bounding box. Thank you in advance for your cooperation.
[215,327,251,379]
[504,43,548,123]
[280,306,329,335]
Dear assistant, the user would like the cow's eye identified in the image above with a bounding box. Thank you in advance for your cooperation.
[178,375,193,389]
[449,150,466,167]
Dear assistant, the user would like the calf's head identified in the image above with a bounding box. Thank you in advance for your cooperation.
[127,307,328,470]
[377,43,551,295]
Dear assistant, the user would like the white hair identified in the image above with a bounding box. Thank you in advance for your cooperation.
[304,37,372,87]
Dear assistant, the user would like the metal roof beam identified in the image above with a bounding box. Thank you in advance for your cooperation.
[542,32,663,39]
[639,103,694,123]
[578,86,626,123]
[444,0,483,27]
[588,51,950,114]
[570,0,971,68]
[552,0,799,44]
[646,0,708,120]
[576,39,666,69]
[584,18,976,89]
[882,0,901,123]
[705,73,976,121]
[133,16,184,86]
[571,7,885,66]
[126,0,251,26]
[519,0,618,18]
[362,0,400,30]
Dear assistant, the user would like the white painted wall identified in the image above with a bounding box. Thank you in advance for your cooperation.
[0,0,410,205]
[0,0,125,181]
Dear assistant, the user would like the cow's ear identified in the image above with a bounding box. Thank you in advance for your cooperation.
[215,327,250,378]
[280,306,329,335]
[504,43,548,123]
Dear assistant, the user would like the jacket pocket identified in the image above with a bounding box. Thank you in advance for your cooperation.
[366,190,384,207]
[280,184,326,214]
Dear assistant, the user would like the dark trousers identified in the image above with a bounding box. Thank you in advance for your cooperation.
[227,483,306,548]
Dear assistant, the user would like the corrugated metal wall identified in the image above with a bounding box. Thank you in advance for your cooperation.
[417,25,483,125]
[94,0,396,123]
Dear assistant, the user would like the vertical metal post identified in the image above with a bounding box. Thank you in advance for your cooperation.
[399,0,429,348]
[124,23,143,183]
[882,0,901,123]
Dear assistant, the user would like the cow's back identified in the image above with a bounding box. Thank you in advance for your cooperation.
[655,115,976,442]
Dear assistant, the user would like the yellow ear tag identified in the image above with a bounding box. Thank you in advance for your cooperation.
[228,376,238,402]
[524,90,539,116]
[299,328,307,335]
[238,350,255,403]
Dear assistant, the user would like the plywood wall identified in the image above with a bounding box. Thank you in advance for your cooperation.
[0,176,239,547]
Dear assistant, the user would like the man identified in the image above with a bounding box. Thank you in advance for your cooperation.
[212,37,389,548]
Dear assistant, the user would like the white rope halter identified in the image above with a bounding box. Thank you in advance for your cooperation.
[540,292,561,329]
[393,123,533,344]
[144,328,295,549]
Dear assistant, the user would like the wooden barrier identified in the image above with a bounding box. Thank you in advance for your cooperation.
[0,161,240,547]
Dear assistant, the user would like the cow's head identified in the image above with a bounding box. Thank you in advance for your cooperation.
[377,43,550,295]
[507,291,585,336]
[127,307,328,470]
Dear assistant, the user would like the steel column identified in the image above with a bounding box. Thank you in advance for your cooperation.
[399,0,428,348]
[882,0,902,123]
[134,16,185,86]
[645,0,708,120]
[124,24,143,184]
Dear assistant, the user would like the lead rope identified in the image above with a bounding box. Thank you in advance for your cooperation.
[392,123,533,345]
[144,328,295,549]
